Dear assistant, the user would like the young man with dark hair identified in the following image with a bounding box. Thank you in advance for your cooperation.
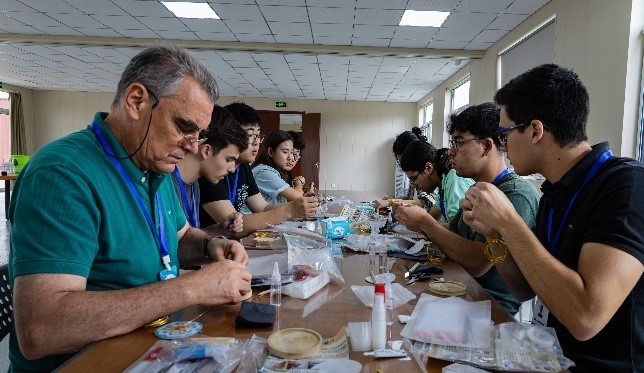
[394,102,540,315]
[463,64,643,370]
[199,102,318,238]
[171,105,248,235]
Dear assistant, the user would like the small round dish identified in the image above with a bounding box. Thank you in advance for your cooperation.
[427,281,466,297]
[313,359,362,373]
[268,328,323,359]
[365,272,395,284]
[154,321,203,340]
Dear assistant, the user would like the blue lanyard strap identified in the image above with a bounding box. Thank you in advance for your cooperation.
[547,150,613,255]
[438,189,448,221]
[173,167,199,228]
[225,168,240,206]
[492,169,510,187]
[90,122,171,271]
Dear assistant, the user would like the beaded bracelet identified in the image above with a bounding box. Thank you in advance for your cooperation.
[483,236,509,263]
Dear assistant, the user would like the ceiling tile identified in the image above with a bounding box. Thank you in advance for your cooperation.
[4,11,63,27]
[137,17,190,32]
[1,0,36,12]
[95,15,146,29]
[260,5,309,22]
[354,9,403,25]
[464,41,493,50]
[116,28,160,38]
[33,25,84,36]
[456,0,514,13]
[487,14,528,30]
[182,19,230,33]
[356,0,407,10]
[267,21,310,36]
[433,27,481,42]
[441,12,497,29]
[406,0,459,11]
[46,12,102,28]
[472,29,506,43]
[22,0,79,13]
[505,0,551,15]
[307,7,355,24]
[311,23,353,37]
[353,24,396,39]
[214,4,263,21]
[111,0,172,17]
[388,38,429,48]
[305,0,356,8]
[67,2,128,16]
[225,20,271,34]
[351,37,390,47]
[256,0,307,5]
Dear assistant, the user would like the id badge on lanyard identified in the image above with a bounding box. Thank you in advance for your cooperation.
[532,297,550,326]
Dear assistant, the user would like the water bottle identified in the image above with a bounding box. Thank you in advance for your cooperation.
[371,283,386,350]
[270,262,281,306]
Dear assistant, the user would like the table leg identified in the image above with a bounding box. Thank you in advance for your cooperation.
[4,179,9,219]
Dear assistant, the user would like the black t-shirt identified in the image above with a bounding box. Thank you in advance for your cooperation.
[536,142,644,372]
[198,163,260,226]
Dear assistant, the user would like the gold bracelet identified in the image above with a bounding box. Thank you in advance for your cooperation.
[483,236,509,263]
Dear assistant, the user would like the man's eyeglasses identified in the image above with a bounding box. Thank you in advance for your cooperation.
[448,137,485,151]
[145,86,206,145]
[495,123,528,148]
[248,133,264,144]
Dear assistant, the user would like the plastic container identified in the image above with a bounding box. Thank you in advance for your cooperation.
[371,283,386,350]
[11,155,30,174]
[270,262,281,306]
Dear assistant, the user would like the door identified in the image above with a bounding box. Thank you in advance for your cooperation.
[256,110,320,189]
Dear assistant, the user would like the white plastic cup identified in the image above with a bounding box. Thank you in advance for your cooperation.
[347,321,372,352]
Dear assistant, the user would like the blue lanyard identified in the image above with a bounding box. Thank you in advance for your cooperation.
[225,168,240,206]
[173,167,199,228]
[90,122,172,271]
[492,169,510,186]
[547,150,613,255]
[438,189,448,221]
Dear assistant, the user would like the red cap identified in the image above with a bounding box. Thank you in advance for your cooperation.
[374,283,385,295]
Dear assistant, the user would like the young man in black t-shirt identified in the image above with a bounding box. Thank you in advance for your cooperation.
[463,64,643,371]
[199,102,319,238]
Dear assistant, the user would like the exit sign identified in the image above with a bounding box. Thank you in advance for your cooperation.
[275,101,287,108]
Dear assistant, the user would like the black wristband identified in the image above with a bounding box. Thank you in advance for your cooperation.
[203,236,214,258]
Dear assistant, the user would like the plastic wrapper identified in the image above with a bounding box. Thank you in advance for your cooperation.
[406,322,575,372]
[282,270,330,300]
[124,338,243,373]
[351,283,416,309]
[401,294,492,348]
[284,234,345,282]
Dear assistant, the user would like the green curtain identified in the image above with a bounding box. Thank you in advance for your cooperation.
[9,92,27,155]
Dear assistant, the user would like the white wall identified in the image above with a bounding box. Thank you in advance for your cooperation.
[29,92,415,194]
[419,0,643,158]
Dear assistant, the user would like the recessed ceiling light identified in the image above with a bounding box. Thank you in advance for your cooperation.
[161,1,220,19]
[399,10,450,27]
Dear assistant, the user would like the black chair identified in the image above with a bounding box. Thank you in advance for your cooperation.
[0,264,12,341]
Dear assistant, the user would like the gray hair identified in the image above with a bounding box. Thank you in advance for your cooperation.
[111,45,218,108]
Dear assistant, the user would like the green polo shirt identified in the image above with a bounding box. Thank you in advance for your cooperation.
[8,112,187,372]
[450,171,540,315]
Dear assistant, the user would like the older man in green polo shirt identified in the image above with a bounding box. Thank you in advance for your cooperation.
[8,46,251,372]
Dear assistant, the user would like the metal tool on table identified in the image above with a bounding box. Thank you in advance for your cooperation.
[404,264,443,285]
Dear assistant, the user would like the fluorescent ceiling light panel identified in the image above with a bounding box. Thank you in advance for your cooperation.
[161,1,220,19]
[399,10,449,27]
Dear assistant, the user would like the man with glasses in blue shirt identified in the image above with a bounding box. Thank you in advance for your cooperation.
[394,102,540,315]
[463,64,643,371]
[7,46,252,372]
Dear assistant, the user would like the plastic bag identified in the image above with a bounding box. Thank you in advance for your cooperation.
[284,234,344,282]
[282,270,330,300]
[401,294,492,348]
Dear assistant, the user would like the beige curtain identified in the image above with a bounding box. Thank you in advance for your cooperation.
[9,92,26,155]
